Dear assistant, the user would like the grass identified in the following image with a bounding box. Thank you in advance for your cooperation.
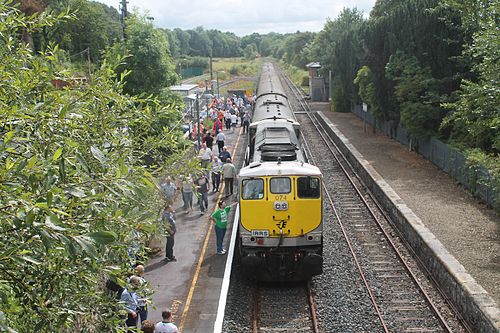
[278,60,310,94]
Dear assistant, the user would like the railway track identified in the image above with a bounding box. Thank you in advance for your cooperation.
[251,282,319,333]
[277,66,469,333]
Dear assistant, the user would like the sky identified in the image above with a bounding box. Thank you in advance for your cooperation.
[94,0,377,36]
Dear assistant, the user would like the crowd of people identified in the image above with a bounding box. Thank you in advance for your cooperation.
[115,94,251,332]
[190,94,253,143]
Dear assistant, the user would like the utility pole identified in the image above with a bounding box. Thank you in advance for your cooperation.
[209,49,213,82]
[204,79,209,109]
[196,94,201,149]
[120,0,128,39]
[216,71,219,97]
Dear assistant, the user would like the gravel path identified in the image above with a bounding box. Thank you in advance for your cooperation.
[312,103,500,307]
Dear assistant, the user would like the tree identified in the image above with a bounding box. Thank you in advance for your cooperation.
[243,44,257,60]
[311,8,364,112]
[117,14,178,96]
[44,0,122,61]
[0,3,185,331]
[441,0,500,154]
[385,51,442,138]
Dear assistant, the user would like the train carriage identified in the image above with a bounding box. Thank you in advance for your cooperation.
[237,62,323,281]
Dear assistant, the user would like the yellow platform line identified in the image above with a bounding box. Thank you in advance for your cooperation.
[178,126,243,332]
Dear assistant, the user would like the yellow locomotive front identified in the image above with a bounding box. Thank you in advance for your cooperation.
[238,161,323,281]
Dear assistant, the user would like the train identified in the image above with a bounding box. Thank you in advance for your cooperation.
[237,62,323,281]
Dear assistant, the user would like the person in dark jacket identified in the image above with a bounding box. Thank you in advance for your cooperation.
[162,205,177,262]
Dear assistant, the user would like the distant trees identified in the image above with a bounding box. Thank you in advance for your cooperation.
[164,26,242,58]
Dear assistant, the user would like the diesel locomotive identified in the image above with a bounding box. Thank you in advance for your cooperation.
[237,62,323,281]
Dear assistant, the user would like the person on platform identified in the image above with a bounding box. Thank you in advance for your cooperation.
[129,265,149,323]
[160,176,177,205]
[242,112,250,134]
[210,156,223,192]
[204,131,214,150]
[181,175,194,213]
[141,320,155,333]
[222,158,237,197]
[219,146,231,163]
[230,112,238,132]
[154,310,179,333]
[162,204,177,262]
[119,276,141,330]
[195,174,209,214]
[198,143,212,169]
[215,129,225,154]
[209,199,236,255]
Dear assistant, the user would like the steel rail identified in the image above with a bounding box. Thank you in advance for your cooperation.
[278,65,456,333]
[251,283,319,333]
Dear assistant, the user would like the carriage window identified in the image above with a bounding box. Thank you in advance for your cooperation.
[297,177,320,198]
[242,178,264,200]
[270,177,291,194]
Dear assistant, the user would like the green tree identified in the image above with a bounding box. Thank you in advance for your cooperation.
[117,14,178,96]
[311,8,364,112]
[44,0,122,61]
[0,3,185,331]
[441,0,500,154]
[243,44,257,60]
[385,51,442,138]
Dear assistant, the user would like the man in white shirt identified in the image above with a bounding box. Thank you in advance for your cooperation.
[154,310,179,333]
[216,130,225,153]
[198,142,212,169]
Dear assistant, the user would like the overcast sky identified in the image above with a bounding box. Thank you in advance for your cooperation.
[94,0,376,36]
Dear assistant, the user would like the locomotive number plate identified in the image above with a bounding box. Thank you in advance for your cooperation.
[251,230,269,237]
[273,201,289,211]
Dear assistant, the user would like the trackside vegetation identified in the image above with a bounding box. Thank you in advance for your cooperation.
[0,1,187,331]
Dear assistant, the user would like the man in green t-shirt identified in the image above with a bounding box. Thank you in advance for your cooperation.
[209,200,235,254]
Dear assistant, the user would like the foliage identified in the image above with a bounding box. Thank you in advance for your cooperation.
[179,56,209,69]
[243,44,258,60]
[440,0,500,154]
[353,66,379,115]
[385,51,442,138]
[165,27,242,58]
[114,13,179,96]
[43,0,122,62]
[278,61,308,89]
[280,32,316,68]
[0,2,185,331]
[312,8,365,112]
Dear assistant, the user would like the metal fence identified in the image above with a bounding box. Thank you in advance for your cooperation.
[352,105,499,211]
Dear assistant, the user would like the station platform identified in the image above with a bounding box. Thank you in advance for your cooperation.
[312,102,500,307]
[143,126,245,332]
